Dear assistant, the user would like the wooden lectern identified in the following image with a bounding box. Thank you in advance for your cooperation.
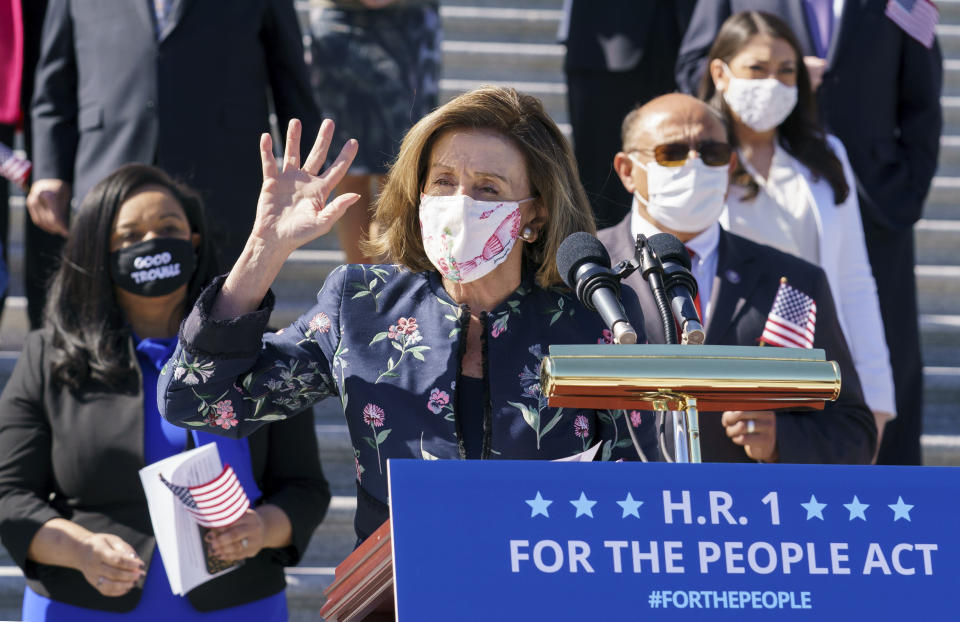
[318,520,394,622]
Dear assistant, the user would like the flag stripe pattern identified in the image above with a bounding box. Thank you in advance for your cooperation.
[0,142,31,189]
[760,281,817,349]
[885,0,939,48]
[160,464,250,528]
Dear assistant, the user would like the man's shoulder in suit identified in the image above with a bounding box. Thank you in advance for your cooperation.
[721,229,828,288]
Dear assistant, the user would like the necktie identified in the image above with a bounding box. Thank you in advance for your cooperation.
[804,0,834,58]
[686,246,703,321]
[153,0,173,38]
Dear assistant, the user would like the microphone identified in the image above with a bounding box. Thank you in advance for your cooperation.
[556,232,638,345]
[646,233,705,345]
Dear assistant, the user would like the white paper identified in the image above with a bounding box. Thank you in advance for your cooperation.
[139,443,243,595]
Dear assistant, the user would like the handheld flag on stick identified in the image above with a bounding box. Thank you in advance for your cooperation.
[160,464,250,528]
[760,277,817,349]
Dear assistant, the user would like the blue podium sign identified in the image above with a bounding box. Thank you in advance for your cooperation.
[387,460,960,620]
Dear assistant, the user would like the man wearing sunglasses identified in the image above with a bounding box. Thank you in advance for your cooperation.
[598,93,875,466]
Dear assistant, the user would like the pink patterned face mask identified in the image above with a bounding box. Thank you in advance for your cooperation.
[419,194,533,283]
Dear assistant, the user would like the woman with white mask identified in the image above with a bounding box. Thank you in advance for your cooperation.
[701,11,896,451]
[157,87,656,546]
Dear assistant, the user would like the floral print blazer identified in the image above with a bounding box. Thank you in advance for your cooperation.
[159,264,657,539]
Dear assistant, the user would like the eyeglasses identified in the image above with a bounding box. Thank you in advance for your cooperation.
[632,141,732,167]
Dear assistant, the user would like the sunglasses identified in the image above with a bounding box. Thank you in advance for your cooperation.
[636,141,732,167]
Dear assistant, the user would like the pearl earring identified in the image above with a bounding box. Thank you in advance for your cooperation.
[520,226,535,241]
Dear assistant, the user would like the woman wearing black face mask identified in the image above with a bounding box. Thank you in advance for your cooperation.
[0,164,330,619]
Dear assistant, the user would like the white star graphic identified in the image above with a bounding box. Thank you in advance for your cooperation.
[570,492,597,518]
[616,493,643,519]
[843,496,869,521]
[801,494,827,520]
[889,496,914,522]
[525,492,552,518]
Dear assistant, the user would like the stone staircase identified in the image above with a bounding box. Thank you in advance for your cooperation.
[0,0,958,618]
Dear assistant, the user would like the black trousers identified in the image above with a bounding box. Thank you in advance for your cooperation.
[565,67,678,230]
[868,223,924,465]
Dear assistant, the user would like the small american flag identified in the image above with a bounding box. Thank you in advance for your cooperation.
[160,464,250,528]
[885,0,939,48]
[0,143,31,190]
[760,279,817,349]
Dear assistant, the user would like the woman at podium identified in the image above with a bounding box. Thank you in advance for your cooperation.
[158,87,656,543]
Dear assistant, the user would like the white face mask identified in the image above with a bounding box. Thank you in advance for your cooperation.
[630,154,728,234]
[721,63,798,132]
[419,194,532,283]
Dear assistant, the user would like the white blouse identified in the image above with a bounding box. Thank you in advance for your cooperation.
[721,136,897,419]
[728,145,821,262]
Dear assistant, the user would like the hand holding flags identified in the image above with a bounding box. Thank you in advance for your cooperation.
[160,464,250,528]
[760,278,817,349]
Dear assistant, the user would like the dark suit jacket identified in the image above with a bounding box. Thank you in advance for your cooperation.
[562,0,696,72]
[31,0,320,266]
[0,330,330,612]
[675,0,942,232]
[598,216,876,464]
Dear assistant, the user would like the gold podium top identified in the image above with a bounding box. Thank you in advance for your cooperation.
[540,344,841,412]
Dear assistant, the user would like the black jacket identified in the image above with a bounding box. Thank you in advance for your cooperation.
[562,0,696,72]
[31,0,320,267]
[598,217,876,464]
[0,330,330,612]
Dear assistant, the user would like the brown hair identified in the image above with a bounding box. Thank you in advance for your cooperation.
[699,11,849,204]
[363,86,595,287]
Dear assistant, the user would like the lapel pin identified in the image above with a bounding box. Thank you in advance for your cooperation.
[725,269,740,284]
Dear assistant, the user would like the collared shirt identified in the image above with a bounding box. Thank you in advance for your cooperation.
[726,143,821,263]
[630,200,720,327]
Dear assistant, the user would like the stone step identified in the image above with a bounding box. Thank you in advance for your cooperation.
[924,175,960,219]
[440,77,567,124]
[941,95,960,131]
[943,60,960,98]
[938,24,960,57]
[439,6,563,45]
[441,40,564,84]
[920,314,960,367]
[935,135,960,176]
[915,218,960,265]
[917,265,960,314]
[941,0,960,24]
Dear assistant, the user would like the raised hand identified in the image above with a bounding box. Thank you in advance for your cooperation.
[213,120,360,320]
[251,118,360,257]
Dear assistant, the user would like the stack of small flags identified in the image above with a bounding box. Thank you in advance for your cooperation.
[0,142,31,190]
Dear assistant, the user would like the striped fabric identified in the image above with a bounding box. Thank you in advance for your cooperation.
[160,464,250,528]
[759,279,817,349]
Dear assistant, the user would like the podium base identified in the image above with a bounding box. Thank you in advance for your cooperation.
[319,520,394,622]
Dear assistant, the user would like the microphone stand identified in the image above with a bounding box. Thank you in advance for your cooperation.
[600,252,653,463]
[632,235,694,463]
[634,235,678,346]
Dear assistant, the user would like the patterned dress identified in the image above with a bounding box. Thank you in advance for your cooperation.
[159,265,657,540]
